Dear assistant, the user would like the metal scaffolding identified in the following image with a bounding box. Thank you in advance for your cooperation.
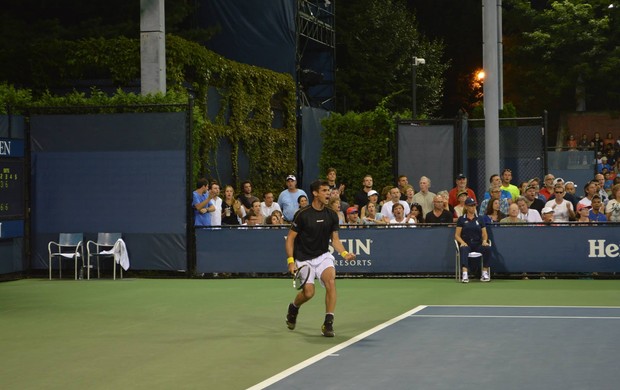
[296,0,336,109]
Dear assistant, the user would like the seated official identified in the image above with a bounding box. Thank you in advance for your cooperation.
[455,197,492,283]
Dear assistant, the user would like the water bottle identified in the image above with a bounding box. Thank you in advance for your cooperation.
[78,266,84,280]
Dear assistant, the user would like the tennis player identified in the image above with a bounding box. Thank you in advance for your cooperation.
[285,180,356,337]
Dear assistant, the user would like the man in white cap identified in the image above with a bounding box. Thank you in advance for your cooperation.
[564,180,581,209]
[541,207,555,224]
[360,189,379,219]
[278,175,307,222]
[564,181,579,200]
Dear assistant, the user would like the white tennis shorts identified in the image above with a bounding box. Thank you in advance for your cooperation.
[295,252,335,287]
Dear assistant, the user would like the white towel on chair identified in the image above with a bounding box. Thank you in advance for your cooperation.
[112,239,130,271]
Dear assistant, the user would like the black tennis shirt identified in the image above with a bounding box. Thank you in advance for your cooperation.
[291,205,340,261]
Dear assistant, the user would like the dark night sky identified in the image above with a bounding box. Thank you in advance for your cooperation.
[408,0,483,116]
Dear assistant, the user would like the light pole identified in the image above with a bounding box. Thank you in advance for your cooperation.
[412,57,425,119]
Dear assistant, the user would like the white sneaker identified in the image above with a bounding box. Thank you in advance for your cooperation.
[481,273,490,282]
[461,276,469,283]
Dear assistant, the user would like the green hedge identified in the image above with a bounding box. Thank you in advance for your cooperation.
[320,101,399,200]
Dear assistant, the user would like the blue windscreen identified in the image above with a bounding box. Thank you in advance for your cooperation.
[30,112,188,271]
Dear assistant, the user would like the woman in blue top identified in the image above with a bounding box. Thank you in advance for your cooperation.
[455,197,492,283]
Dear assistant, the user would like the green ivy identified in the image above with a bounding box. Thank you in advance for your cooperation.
[0,34,297,197]
[320,99,398,201]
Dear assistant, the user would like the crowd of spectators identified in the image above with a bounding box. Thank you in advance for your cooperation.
[566,131,620,173]
[192,162,620,228]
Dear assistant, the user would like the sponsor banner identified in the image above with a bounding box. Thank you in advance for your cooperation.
[0,138,25,157]
[195,225,620,274]
[0,220,24,238]
[488,225,620,273]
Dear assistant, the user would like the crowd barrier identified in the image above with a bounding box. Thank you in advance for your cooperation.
[196,224,620,274]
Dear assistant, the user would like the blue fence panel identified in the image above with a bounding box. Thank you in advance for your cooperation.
[196,225,620,274]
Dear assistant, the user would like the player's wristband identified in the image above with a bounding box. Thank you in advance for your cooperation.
[287,257,294,265]
[340,251,349,258]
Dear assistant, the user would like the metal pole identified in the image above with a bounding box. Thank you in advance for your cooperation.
[412,60,417,120]
[483,0,500,179]
[411,64,417,119]
[140,0,166,95]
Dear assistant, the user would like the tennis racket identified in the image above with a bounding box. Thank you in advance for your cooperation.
[293,264,309,290]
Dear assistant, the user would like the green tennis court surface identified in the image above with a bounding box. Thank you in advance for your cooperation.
[1,278,619,389]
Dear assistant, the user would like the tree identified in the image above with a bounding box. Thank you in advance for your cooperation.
[336,0,448,117]
[503,0,620,114]
[0,0,213,88]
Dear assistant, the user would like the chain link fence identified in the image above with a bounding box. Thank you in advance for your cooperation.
[466,117,545,197]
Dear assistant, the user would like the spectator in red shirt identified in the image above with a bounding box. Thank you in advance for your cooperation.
[448,173,477,207]
[539,174,555,200]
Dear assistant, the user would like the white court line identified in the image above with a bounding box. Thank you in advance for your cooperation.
[246,305,428,390]
[414,314,620,320]
[429,304,620,309]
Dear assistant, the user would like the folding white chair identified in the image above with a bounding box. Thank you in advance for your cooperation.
[48,233,84,280]
[86,233,123,280]
[454,239,491,281]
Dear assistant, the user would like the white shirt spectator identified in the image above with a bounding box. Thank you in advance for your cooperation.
[260,201,281,218]
[389,217,415,227]
[545,199,573,222]
[518,209,542,223]
[210,197,223,226]
[381,200,410,221]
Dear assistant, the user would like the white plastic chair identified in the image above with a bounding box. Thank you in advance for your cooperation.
[454,239,491,281]
[48,233,84,280]
[86,233,123,280]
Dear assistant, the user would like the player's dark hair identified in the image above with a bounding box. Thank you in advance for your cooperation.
[311,180,329,193]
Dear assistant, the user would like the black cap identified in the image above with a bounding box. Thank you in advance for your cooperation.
[456,173,466,180]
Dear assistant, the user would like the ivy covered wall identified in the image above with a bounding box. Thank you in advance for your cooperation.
[0,34,297,196]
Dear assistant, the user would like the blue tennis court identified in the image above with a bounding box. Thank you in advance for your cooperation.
[253,306,620,390]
